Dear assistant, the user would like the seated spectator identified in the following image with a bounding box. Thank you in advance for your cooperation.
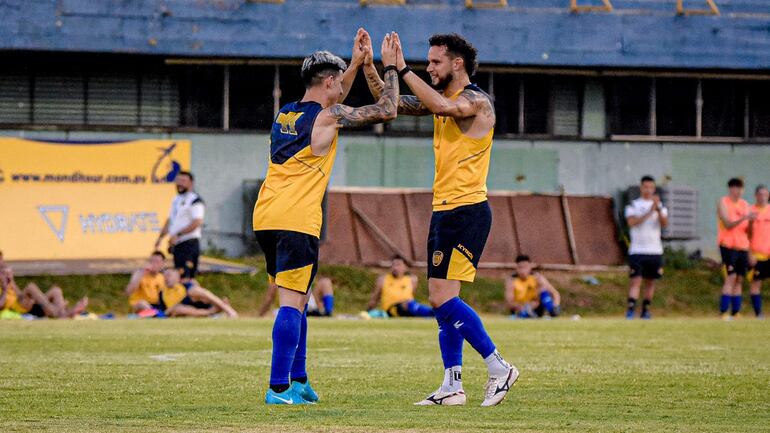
[0,251,88,319]
[125,251,166,313]
[505,255,561,319]
[258,276,335,317]
[367,255,433,317]
[160,269,238,318]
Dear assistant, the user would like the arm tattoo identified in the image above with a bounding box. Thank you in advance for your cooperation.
[364,66,384,100]
[329,69,399,128]
[398,95,431,116]
[365,66,429,116]
[459,89,495,122]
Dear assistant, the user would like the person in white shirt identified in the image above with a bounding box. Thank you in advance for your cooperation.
[155,171,205,282]
[624,175,668,320]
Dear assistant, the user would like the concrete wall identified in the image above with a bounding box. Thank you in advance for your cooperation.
[6,127,768,258]
[1,0,769,69]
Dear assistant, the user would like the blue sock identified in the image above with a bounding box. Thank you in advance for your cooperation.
[731,295,742,315]
[719,295,731,314]
[435,297,496,359]
[751,294,763,316]
[407,300,435,317]
[270,306,302,387]
[290,306,308,382]
[539,291,556,316]
[435,314,464,368]
[322,295,334,316]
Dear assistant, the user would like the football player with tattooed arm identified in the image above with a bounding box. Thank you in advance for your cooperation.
[252,30,400,405]
[361,30,518,407]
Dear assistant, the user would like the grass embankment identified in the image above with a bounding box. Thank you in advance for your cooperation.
[12,256,766,317]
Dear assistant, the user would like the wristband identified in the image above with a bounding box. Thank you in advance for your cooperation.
[398,65,412,78]
[382,65,397,74]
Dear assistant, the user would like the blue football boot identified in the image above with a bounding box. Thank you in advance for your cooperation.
[265,387,312,405]
[290,380,319,403]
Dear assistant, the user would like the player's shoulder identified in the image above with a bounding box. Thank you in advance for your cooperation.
[459,84,492,104]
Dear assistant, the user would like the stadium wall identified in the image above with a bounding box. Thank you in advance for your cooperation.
[6,126,768,259]
[1,0,770,69]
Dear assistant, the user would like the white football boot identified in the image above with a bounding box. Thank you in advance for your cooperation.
[414,389,467,406]
[481,365,519,407]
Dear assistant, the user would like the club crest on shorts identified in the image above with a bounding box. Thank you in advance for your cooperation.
[432,251,444,266]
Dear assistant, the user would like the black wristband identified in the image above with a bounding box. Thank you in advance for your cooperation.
[398,65,412,78]
[382,65,397,74]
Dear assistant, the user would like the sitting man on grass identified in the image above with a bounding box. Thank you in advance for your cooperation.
[0,250,88,319]
[505,255,561,319]
[125,251,167,315]
[367,255,433,318]
[159,268,238,318]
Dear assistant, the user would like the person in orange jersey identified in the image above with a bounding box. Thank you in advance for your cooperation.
[717,178,756,320]
[748,184,769,319]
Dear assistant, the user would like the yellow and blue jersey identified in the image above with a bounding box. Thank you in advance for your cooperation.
[381,274,415,310]
[512,275,539,304]
[129,272,164,307]
[432,84,493,212]
[252,101,338,238]
[159,282,190,310]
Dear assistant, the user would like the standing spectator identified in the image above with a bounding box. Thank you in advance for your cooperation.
[748,184,769,319]
[155,171,204,282]
[625,175,668,320]
[717,178,755,320]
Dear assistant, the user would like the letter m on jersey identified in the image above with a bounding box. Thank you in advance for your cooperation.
[276,112,304,135]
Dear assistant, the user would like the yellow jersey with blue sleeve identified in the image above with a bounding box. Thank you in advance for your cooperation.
[129,272,164,307]
[432,84,493,212]
[2,286,29,313]
[252,101,338,238]
[512,275,539,304]
[381,273,415,311]
[159,283,189,310]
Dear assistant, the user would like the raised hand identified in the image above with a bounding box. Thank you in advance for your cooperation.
[360,28,374,67]
[381,32,398,67]
[392,32,407,70]
[351,28,368,68]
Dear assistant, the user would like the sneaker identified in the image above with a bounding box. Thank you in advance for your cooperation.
[290,380,319,403]
[757,314,765,320]
[414,389,466,406]
[640,310,652,320]
[625,309,635,320]
[721,313,733,321]
[265,388,312,405]
[481,365,519,407]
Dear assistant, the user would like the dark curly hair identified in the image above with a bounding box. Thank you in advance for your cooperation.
[429,33,478,77]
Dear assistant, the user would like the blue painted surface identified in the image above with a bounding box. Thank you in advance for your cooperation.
[0,0,768,69]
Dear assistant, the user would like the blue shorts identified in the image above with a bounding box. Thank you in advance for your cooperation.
[255,230,319,293]
[427,201,492,282]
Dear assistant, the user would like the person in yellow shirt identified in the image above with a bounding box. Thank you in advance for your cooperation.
[504,255,561,319]
[363,31,516,407]
[748,184,769,319]
[717,178,756,319]
[125,251,166,313]
[0,250,88,318]
[367,255,433,317]
[253,32,400,405]
[159,269,238,318]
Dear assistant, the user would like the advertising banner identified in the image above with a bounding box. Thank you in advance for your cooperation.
[0,138,191,260]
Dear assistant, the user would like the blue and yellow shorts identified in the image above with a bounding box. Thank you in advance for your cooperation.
[427,201,491,282]
[255,230,319,294]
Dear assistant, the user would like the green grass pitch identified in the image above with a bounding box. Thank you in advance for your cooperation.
[1,318,768,432]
